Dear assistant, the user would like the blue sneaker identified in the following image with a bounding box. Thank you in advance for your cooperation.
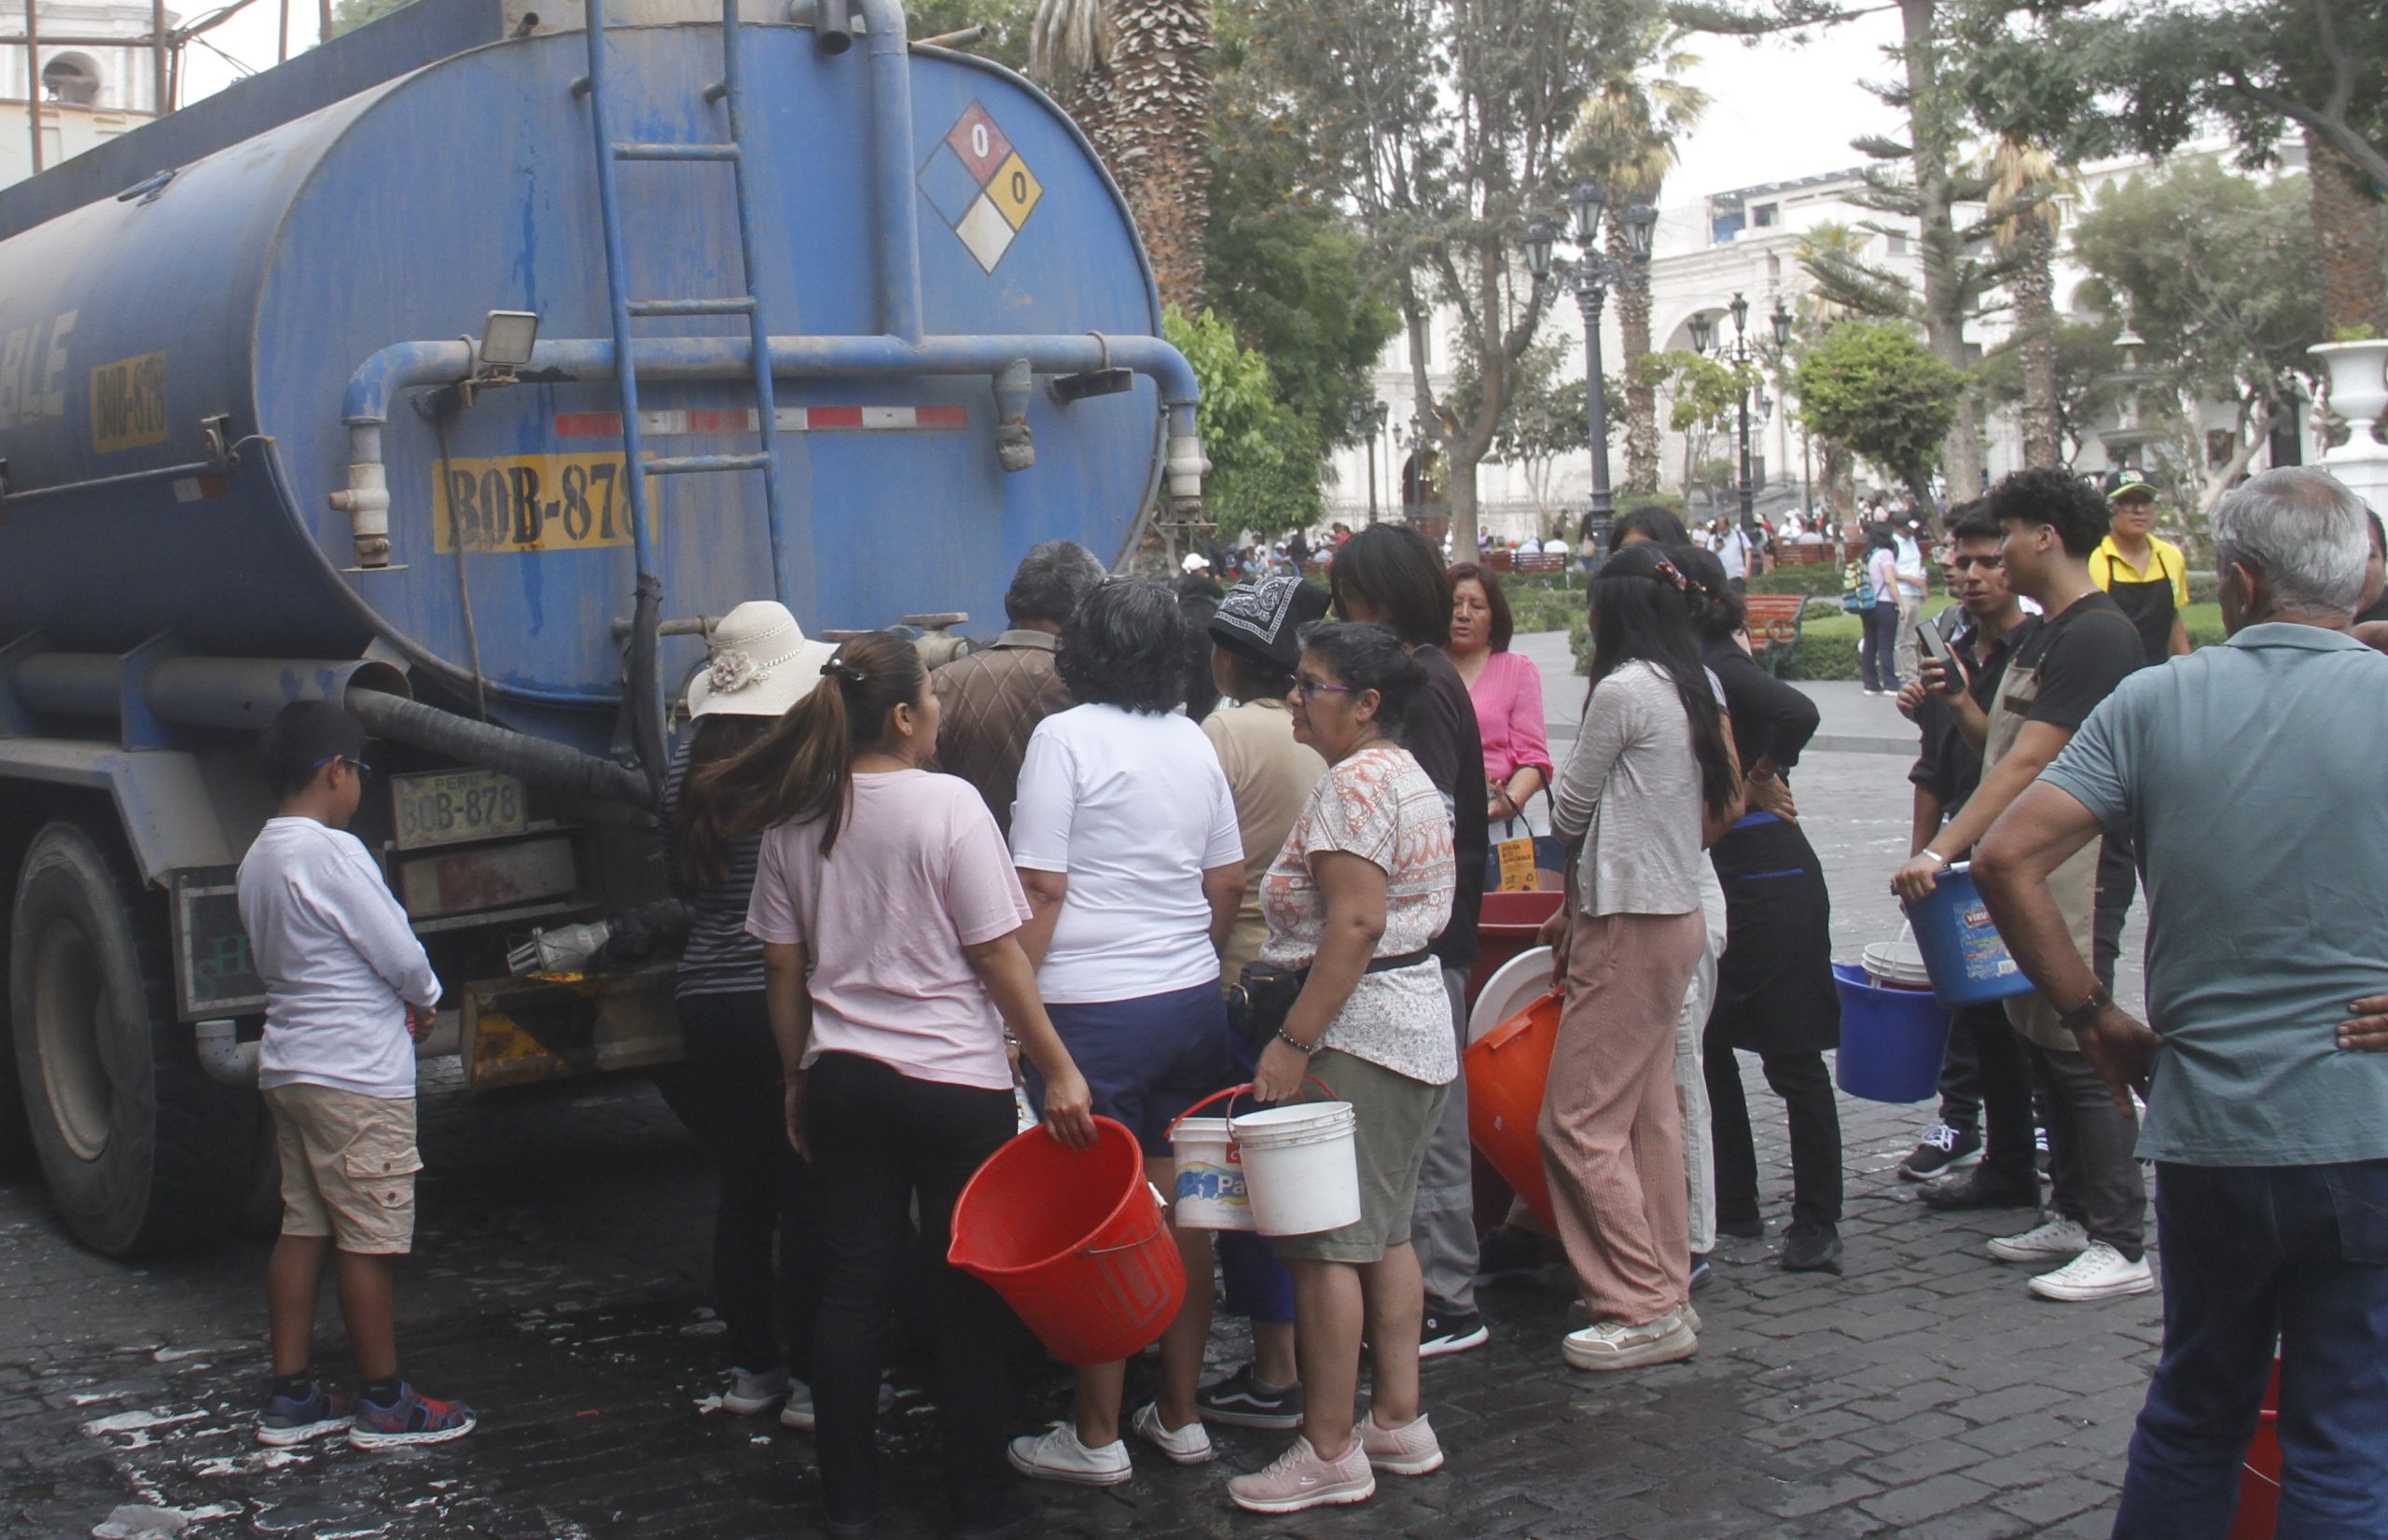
[257,1382,353,1447]
[349,1383,478,1450]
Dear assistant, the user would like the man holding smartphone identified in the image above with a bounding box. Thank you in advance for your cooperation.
[1893,506,2040,1203]
[1891,470,2148,1303]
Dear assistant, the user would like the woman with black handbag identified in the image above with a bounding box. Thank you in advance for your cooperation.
[1226,622,1458,1515]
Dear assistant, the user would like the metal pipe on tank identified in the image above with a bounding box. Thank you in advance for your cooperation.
[12,653,118,717]
[6,652,411,729]
[25,0,42,175]
[848,0,921,341]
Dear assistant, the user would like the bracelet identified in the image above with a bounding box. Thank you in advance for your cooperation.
[2058,984,2112,1034]
[1275,1028,1319,1057]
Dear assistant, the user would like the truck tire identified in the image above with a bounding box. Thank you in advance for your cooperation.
[8,820,255,1256]
[0,825,31,1173]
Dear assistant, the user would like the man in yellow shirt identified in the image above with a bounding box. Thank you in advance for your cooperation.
[2090,470,2191,668]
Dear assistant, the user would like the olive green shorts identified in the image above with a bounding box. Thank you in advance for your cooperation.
[1271,1048,1450,1266]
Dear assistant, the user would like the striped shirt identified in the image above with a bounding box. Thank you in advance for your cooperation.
[660,738,766,999]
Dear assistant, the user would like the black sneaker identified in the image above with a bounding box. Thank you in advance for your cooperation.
[1419,1309,1490,1358]
[1781,1224,1844,1274]
[1920,1167,2040,1212]
[1474,1226,1548,1283]
[1897,1121,1981,1182]
[1195,1365,1303,1430]
[1716,1215,1766,1242]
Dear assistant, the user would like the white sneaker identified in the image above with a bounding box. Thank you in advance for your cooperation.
[721,1366,789,1416]
[778,1379,896,1431]
[1007,1421,1132,1487]
[1561,1307,1697,1371]
[1986,1214,2089,1265]
[2028,1242,2155,1302]
[1131,1402,1214,1465]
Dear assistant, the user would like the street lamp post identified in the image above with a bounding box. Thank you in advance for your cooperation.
[1364,398,1389,523]
[1691,295,1795,542]
[1525,183,1656,548]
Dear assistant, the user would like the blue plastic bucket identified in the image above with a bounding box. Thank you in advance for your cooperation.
[1832,963,1954,1103]
[1900,862,2035,1007]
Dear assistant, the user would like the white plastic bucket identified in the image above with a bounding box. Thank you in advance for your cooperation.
[1862,939,1936,992]
[1167,1116,1255,1231]
[1229,1101,1362,1237]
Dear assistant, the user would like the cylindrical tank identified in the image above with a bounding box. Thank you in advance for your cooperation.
[0,14,1170,752]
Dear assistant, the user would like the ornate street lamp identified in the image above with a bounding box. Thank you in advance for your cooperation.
[1688,309,1715,355]
[1771,299,1793,350]
[1729,291,1757,537]
[1521,181,1656,533]
[1365,397,1390,523]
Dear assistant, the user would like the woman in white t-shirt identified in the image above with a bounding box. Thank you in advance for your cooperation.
[1226,622,1457,1516]
[713,630,1094,1538]
[1006,579,1248,1488]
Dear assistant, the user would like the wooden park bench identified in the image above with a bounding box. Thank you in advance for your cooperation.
[1512,550,1570,577]
[1742,592,1808,676]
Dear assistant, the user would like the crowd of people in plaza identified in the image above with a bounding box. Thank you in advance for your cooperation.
[226,460,2388,1536]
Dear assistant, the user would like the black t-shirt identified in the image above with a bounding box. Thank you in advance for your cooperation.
[2003,590,2144,731]
[1701,640,1819,775]
[1909,613,2034,812]
[1407,645,1485,969]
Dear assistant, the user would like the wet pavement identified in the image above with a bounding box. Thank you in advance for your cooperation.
[1,746,2166,1539]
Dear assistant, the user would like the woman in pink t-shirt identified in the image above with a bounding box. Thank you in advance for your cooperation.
[1446,563,1552,848]
[704,629,1094,1538]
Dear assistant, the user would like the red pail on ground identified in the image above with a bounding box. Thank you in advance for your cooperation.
[1469,888,1565,1006]
[2227,1359,2284,1539]
[948,1117,1186,1366]
[1465,991,1560,1228]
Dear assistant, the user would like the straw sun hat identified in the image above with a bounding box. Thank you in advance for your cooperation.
[686,601,840,719]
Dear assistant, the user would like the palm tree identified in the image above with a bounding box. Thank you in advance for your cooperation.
[2304,125,2388,340]
[1031,0,1212,313]
[1982,138,2078,469]
[1568,30,1708,496]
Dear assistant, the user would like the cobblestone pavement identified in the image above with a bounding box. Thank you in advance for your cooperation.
[0,750,2168,1540]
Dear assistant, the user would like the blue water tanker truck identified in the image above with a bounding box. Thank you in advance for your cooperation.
[0,0,1206,1255]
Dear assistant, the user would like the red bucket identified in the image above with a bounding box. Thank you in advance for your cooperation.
[1465,990,1561,1228]
[1469,889,1564,1007]
[947,1117,1187,1366]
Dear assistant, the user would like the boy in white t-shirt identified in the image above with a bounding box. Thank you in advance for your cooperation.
[236,701,475,1450]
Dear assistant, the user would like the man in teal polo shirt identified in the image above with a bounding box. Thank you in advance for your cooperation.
[1972,465,2388,1536]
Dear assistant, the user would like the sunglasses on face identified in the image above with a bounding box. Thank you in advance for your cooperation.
[1293,676,1354,701]
[312,754,372,777]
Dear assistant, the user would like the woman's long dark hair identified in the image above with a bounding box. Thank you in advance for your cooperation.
[673,713,775,888]
[688,630,925,860]
[1328,524,1451,647]
[1668,544,1745,647]
[1584,545,1740,822]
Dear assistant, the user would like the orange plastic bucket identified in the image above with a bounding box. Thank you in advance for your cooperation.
[947,1117,1187,1366]
[1465,990,1560,1227]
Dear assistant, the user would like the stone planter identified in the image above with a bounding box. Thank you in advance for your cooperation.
[2311,339,2388,444]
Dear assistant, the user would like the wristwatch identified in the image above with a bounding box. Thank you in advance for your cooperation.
[2058,984,2112,1034]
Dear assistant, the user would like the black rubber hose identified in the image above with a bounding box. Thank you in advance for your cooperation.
[344,687,654,810]
[627,572,668,808]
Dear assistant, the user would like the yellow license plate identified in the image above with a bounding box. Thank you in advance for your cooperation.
[430,452,646,553]
[391,768,528,851]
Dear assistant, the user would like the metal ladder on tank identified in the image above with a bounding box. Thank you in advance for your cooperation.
[576,0,791,603]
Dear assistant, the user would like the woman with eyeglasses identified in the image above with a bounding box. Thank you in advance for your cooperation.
[1226,621,1456,1514]
[1537,543,1743,1374]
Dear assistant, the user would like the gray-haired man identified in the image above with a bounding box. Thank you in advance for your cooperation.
[1975,467,2388,1535]
[931,540,1106,838]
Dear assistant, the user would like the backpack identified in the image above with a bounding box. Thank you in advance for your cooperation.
[1840,559,1877,614]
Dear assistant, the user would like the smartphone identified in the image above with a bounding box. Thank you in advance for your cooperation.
[1918,622,1960,691]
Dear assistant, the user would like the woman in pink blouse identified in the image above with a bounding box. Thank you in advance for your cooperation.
[1446,563,1552,846]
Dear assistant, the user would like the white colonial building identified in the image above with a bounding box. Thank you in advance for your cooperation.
[0,0,170,186]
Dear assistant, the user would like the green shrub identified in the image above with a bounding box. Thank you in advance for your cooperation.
[1748,561,1867,599]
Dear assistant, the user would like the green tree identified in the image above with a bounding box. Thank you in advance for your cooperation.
[1636,347,1753,500]
[1202,5,1400,461]
[1236,0,1661,557]
[1792,320,1964,509]
[1976,318,2121,470]
[908,0,1037,69]
[1450,340,1584,515]
[2068,159,2323,514]
[331,0,410,34]
[1163,308,1323,541]
[1979,136,2078,468]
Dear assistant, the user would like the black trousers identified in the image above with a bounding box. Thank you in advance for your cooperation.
[2027,1041,2145,1259]
[1955,1002,2041,1193]
[1706,1046,1844,1232]
[678,991,822,1377]
[806,1051,1021,1525]
[2093,827,2136,992]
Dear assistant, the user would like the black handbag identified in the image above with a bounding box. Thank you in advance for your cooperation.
[1228,949,1435,1051]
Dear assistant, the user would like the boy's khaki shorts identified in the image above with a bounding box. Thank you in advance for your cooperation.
[264,1084,421,1256]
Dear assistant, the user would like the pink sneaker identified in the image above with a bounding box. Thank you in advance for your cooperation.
[1227,1435,1376,1514]
[1358,1409,1443,1476]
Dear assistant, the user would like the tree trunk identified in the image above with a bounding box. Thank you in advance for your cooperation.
[2196,396,2276,519]
[2016,222,2060,468]
[1898,0,1977,506]
[2305,125,2388,340]
[1065,0,1212,314]
[1610,220,1659,494]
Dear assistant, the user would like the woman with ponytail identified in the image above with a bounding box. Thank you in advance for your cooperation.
[1536,543,1742,1375]
[715,629,1095,1540]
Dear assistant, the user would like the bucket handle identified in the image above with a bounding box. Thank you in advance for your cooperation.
[1164,1075,1343,1144]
